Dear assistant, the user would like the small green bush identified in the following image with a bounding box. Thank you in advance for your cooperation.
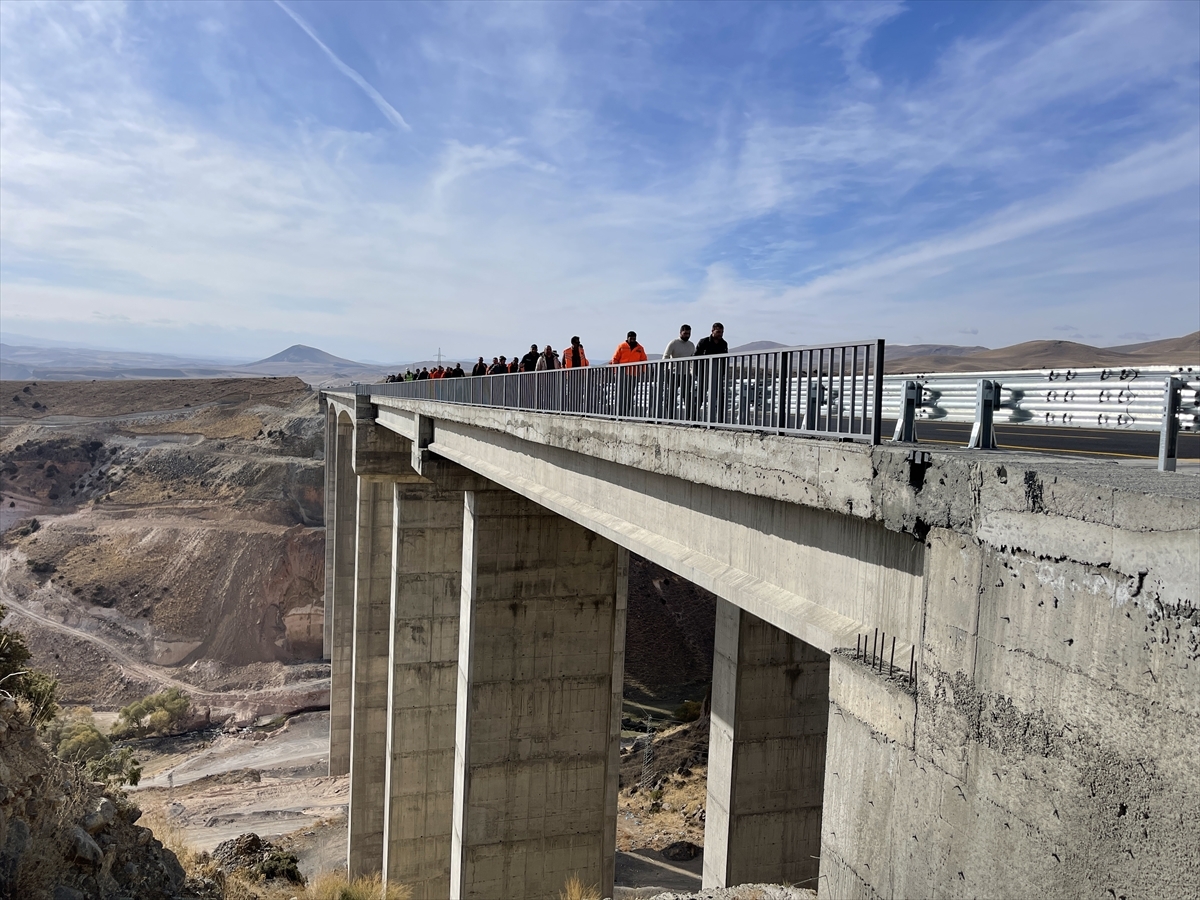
[84,747,142,788]
[112,686,190,738]
[673,699,703,723]
[0,608,59,724]
[54,724,111,763]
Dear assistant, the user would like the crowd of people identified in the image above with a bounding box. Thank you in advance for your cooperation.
[382,323,729,382]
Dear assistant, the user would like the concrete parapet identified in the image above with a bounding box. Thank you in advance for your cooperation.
[451,490,626,900]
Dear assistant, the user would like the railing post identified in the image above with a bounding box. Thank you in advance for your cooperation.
[891,380,921,443]
[967,379,1001,450]
[1158,376,1181,472]
[777,352,791,431]
[870,339,885,445]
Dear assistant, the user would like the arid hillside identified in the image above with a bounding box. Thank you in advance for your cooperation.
[0,378,328,718]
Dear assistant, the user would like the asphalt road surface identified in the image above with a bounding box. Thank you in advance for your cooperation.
[885,420,1200,462]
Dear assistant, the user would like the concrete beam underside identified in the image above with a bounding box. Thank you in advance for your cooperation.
[705,599,829,891]
[451,490,627,900]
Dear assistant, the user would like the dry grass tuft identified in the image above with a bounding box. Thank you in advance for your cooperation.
[559,873,602,900]
[305,870,396,900]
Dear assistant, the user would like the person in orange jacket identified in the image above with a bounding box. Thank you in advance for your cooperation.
[610,331,647,365]
[563,336,589,368]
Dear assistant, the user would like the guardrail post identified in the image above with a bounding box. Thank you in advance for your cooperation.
[1159,377,1181,472]
[891,380,921,443]
[967,379,1001,450]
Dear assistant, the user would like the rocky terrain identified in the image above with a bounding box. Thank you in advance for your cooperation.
[0,698,188,900]
[0,375,729,897]
[0,377,328,720]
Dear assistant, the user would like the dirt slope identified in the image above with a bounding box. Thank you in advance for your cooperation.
[0,379,328,718]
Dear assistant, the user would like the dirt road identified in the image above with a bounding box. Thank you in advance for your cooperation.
[0,549,329,717]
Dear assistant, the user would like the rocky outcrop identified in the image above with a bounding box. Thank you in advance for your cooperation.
[0,700,186,900]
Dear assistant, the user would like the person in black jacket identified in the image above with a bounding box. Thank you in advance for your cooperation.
[695,323,729,422]
[520,344,541,372]
[695,322,727,355]
[471,357,488,377]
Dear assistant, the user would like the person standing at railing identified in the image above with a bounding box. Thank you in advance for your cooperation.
[610,331,648,365]
[562,336,589,412]
[661,324,696,419]
[696,323,729,423]
[472,357,488,377]
[563,336,589,368]
[662,324,695,359]
[450,362,465,377]
[535,345,560,370]
[488,357,507,375]
[611,331,648,417]
[508,356,520,373]
[417,367,430,380]
[520,344,541,373]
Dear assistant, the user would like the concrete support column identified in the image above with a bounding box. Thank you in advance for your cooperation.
[328,414,356,776]
[348,476,398,876]
[451,490,628,900]
[322,404,336,659]
[703,599,829,891]
[380,481,468,898]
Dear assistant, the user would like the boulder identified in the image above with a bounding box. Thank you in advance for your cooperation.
[661,840,701,862]
[81,796,117,835]
[68,825,103,867]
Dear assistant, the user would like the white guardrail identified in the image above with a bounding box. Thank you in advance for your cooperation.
[881,366,1198,432]
[881,365,1198,471]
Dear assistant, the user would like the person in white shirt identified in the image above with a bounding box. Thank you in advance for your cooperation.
[662,324,695,359]
[660,324,696,417]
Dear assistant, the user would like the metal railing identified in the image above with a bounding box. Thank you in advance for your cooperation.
[335,350,1196,471]
[355,339,887,444]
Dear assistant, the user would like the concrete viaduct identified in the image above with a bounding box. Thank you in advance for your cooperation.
[321,383,1198,899]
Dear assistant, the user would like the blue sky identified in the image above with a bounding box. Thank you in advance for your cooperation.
[1,0,1197,363]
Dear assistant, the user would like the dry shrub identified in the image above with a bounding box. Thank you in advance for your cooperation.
[141,809,202,874]
[305,870,396,900]
[559,873,601,900]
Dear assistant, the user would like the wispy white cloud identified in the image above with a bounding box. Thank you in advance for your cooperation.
[272,0,411,132]
[0,1,1196,360]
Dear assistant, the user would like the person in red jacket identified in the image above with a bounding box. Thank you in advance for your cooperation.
[563,336,589,368]
[610,331,647,365]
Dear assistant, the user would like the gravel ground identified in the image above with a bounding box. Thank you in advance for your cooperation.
[634,886,816,900]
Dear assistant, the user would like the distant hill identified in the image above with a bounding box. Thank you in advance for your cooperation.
[890,332,1199,374]
[1106,331,1200,360]
[246,344,364,368]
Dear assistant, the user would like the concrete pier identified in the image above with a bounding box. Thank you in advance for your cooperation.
[347,477,397,876]
[704,600,829,890]
[328,412,356,776]
[451,490,627,900]
[379,481,470,898]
